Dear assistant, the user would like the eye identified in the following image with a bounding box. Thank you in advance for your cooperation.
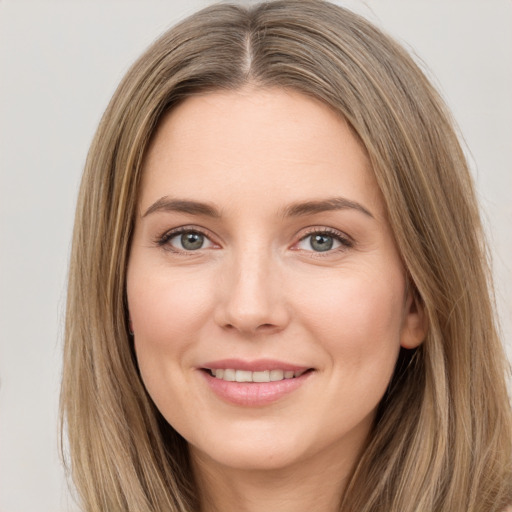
[295,230,352,253]
[158,229,215,252]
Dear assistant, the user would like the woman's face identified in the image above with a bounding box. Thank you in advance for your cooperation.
[127,87,425,475]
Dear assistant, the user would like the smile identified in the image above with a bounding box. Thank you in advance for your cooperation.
[200,360,314,406]
[208,368,309,382]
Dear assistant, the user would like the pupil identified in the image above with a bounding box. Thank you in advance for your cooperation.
[311,234,333,252]
[181,232,204,250]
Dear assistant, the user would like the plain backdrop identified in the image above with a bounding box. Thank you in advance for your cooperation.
[0,1,511,511]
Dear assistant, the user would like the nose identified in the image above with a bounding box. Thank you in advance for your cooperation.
[214,247,290,336]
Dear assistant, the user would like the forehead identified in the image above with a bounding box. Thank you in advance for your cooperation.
[140,87,384,219]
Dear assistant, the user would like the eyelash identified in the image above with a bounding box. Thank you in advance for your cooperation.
[296,227,354,255]
[154,226,353,255]
[155,226,213,252]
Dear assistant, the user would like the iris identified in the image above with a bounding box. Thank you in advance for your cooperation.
[310,234,334,252]
[181,232,204,250]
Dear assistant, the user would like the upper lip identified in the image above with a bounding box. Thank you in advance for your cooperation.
[200,358,312,372]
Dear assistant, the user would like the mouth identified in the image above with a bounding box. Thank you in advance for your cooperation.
[204,368,312,383]
[199,360,314,406]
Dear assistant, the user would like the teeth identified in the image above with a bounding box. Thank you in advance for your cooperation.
[223,369,236,381]
[270,369,284,381]
[252,370,270,382]
[210,368,306,382]
[235,370,252,382]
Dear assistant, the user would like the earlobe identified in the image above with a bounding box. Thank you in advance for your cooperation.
[400,290,428,349]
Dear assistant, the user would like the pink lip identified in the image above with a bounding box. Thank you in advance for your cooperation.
[198,359,314,407]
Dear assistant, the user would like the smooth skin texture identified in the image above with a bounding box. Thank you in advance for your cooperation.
[127,87,427,512]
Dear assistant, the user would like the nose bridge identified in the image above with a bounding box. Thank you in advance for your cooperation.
[216,239,287,334]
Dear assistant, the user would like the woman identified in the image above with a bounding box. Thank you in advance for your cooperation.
[61,1,512,511]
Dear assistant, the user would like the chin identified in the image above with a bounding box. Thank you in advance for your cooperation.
[185,413,370,475]
[190,441,304,473]
[184,419,310,471]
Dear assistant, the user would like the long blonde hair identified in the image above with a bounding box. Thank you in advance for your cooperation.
[61,1,512,510]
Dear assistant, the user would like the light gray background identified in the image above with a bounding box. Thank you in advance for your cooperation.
[1,1,510,511]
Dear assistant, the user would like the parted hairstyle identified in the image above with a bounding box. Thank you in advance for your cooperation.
[61,1,512,511]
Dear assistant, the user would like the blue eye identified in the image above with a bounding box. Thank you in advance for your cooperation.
[297,231,351,252]
[310,233,335,252]
[176,232,205,250]
[160,230,214,251]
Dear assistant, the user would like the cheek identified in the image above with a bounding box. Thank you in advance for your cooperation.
[128,264,213,342]
[294,269,405,369]
[126,263,218,425]
[126,262,217,402]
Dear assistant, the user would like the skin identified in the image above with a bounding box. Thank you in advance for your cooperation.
[127,87,426,512]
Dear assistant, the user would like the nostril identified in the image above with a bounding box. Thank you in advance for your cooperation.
[221,322,280,334]
[254,323,283,335]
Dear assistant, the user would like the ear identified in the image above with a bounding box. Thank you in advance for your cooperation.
[400,288,428,349]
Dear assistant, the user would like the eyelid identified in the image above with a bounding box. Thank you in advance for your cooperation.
[155,225,219,252]
[154,224,353,255]
[292,226,354,253]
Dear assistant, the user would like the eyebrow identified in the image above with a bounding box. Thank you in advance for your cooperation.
[142,195,374,219]
[142,197,221,218]
[281,197,374,219]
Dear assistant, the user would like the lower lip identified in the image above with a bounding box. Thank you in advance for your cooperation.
[200,370,313,406]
